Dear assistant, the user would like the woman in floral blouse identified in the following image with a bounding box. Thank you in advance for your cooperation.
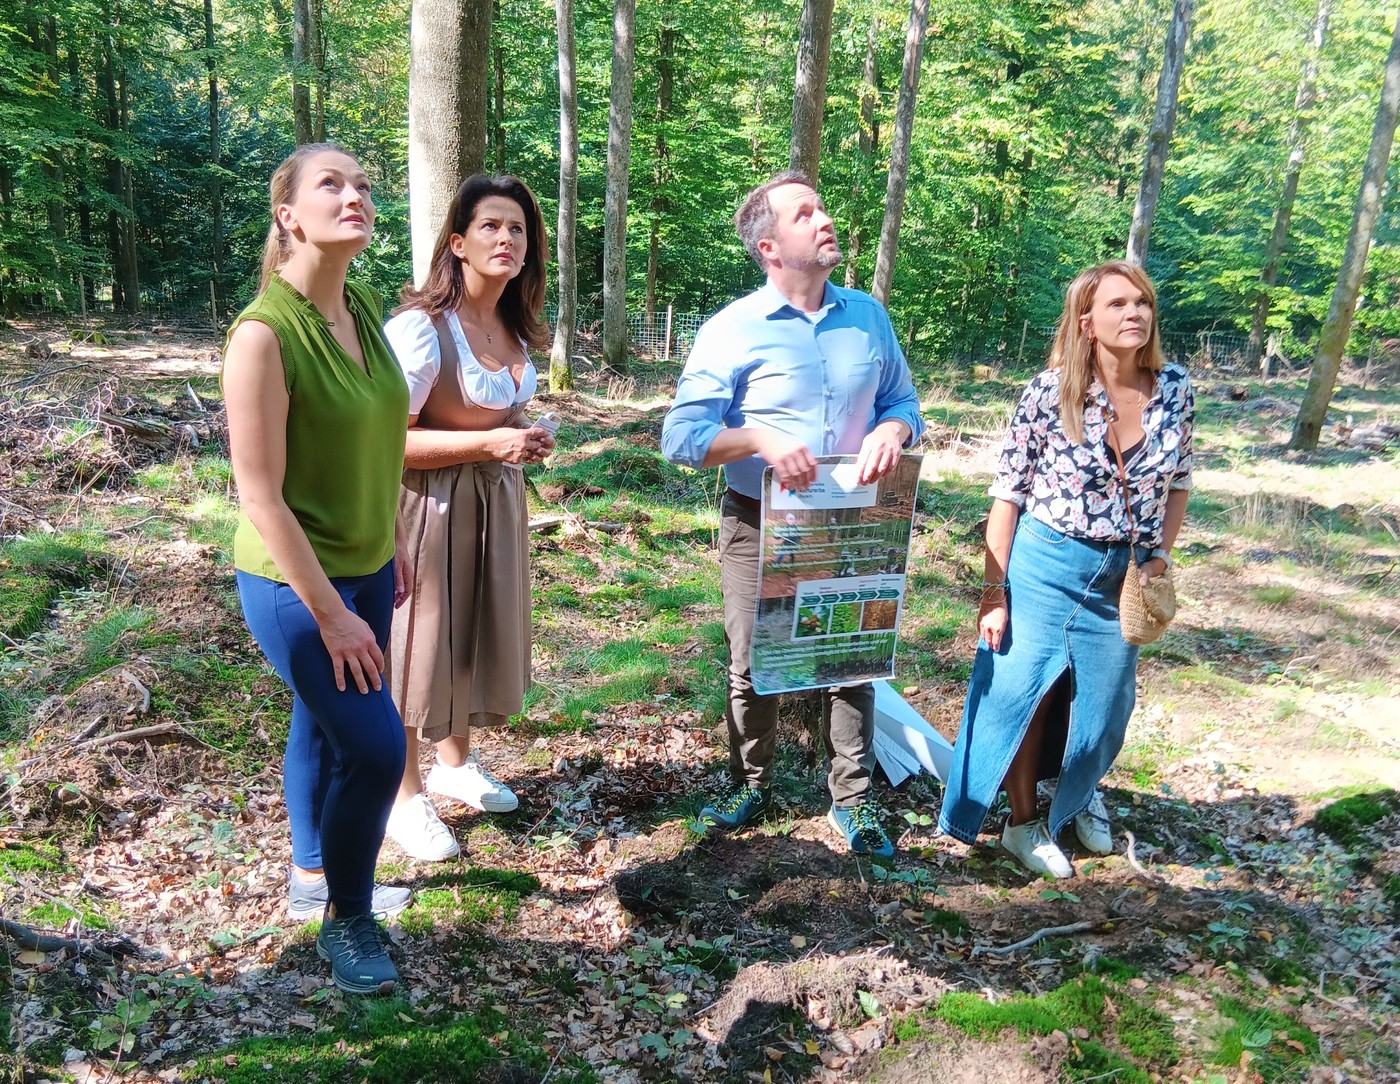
[937,261,1193,878]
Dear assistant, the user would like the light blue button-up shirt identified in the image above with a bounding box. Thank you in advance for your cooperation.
[661,280,924,499]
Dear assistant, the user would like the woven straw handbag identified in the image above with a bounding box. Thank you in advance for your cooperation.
[1106,422,1177,646]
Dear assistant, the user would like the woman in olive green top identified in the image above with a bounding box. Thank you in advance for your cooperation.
[222,143,410,995]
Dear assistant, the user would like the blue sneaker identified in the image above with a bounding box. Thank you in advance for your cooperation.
[827,803,895,858]
[700,786,772,831]
[316,910,398,995]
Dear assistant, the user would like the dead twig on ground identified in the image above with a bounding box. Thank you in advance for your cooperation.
[0,917,119,962]
[74,722,198,749]
[970,921,1093,957]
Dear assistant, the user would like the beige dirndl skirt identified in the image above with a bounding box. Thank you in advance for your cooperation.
[388,460,531,742]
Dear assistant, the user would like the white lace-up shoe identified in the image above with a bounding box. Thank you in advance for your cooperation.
[1074,790,1114,855]
[426,754,519,813]
[385,793,460,861]
[1002,819,1073,879]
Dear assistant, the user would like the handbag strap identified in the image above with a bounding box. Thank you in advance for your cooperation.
[1103,408,1144,570]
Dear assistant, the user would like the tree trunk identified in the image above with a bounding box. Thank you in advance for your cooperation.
[40,18,70,307]
[871,0,930,305]
[101,33,138,315]
[1246,0,1330,371]
[68,42,92,313]
[117,55,138,313]
[645,21,674,328]
[549,0,578,392]
[492,3,506,173]
[205,0,225,318]
[292,0,313,143]
[408,0,492,286]
[1291,9,1400,451]
[1125,0,1193,267]
[602,0,636,374]
[311,0,326,140]
[846,12,879,291]
[789,0,834,180]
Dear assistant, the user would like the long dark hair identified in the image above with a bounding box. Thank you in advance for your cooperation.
[397,174,550,351]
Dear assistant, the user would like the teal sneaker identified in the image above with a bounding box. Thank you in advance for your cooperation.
[700,786,772,832]
[316,910,399,994]
[827,803,895,858]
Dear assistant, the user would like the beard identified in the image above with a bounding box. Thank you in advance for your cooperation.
[814,240,843,269]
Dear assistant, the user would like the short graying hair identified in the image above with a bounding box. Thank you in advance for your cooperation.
[734,170,814,269]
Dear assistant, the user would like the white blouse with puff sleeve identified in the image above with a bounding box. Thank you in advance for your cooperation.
[382,308,538,417]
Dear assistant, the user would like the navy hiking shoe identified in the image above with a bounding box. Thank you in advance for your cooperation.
[316,910,399,994]
[828,803,895,858]
[700,786,772,832]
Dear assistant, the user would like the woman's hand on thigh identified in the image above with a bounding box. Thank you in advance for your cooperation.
[317,605,385,694]
[978,599,1009,651]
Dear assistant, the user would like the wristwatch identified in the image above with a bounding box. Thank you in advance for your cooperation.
[1149,547,1172,567]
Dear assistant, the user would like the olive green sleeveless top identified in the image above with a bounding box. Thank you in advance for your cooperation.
[225,275,408,582]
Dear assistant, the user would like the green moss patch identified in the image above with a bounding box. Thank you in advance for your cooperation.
[183,1000,591,1084]
[1310,788,1400,852]
[0,841,66,883]
[396,868,541,935]
[930,975,1178,1082]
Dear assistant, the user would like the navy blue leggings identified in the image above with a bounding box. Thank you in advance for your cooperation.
[236,561,407,916]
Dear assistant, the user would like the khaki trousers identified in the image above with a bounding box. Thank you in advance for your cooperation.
[719,492,876,808]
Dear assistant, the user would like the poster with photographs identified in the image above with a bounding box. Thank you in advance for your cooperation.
[750,455,922,695]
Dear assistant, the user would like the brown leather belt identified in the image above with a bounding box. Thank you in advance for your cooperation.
[724,488,761,513]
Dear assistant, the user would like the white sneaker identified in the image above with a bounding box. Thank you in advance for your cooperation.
[427,754,519,813]
[1074,791,1114,855]
[385,793,460,861]
[1002,819,1074,879]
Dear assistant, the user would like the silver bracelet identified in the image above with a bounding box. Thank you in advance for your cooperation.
[1149,547,1172,568]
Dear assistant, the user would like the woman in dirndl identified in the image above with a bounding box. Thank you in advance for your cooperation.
[937,260,1194,878]
[380,174,553,861]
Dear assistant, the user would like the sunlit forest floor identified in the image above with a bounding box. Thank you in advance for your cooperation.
[1,317,1397,1083]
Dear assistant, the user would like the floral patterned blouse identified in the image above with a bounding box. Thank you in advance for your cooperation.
[988,362,1194,545]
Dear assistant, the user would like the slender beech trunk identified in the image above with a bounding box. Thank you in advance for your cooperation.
[601,0,636,374]
[549,0,578,392]
[70,44,91,313]
[117,55,138,311]
[408,0,491,285]
[789,0,834,180]
[39,18,71,306]
[846,12,879,291]
[492,12,506,173]
[101,33,138,314]
[1246,0,1330,373]
[1291,8,1400,451]
[292,0,313,143]
[205,0,225,317]
[1125,0,1193,267]
[313,0,326,139]
[645,20,674,328]
[871,0,930,305]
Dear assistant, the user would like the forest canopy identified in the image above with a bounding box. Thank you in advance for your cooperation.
[0,0,1396,366]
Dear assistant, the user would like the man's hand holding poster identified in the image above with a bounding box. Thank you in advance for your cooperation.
[751,455,921,694]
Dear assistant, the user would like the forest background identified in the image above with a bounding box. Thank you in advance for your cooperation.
[1,0,1398,374]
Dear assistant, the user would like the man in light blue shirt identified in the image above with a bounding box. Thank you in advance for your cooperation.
[661,171,923,857]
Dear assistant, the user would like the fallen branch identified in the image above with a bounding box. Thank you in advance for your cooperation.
[970,920,1093,957]
[529,515,625,536]
[0,917,115,962]
[74,722,194,748]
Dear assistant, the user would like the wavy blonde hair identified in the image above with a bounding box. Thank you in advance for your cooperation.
[1048,260,1165,444]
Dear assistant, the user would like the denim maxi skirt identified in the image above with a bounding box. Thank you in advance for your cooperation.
[937,515,1145,844]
